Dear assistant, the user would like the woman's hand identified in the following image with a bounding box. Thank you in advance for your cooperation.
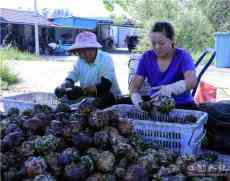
[151,85,175,97]
[130,75,145,109]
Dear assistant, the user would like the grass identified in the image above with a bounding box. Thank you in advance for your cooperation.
[0,62,18,84]
[0,45,39,89]
[0,46,26,89]
[0,58,19,90]
[0,45,38,61]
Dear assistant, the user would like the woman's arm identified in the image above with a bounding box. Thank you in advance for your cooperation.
[84,77,112,97]
[184,70,197,90]
[151,70,197,98]
[130,75,145,93]
[66,59,80,82]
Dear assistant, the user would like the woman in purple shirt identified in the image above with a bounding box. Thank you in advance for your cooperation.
[130,21,197,110]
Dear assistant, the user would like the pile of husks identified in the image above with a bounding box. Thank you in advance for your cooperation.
[0,99,228,181]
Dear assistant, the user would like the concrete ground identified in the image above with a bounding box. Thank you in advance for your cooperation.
[0,53,130,111]
[1,52,230,108]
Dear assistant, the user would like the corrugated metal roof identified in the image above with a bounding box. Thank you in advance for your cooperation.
[0,8,55,26]
[51,16,113,23]
[0,17,8,23]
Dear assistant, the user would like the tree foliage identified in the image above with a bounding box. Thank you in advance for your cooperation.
[103,0,130,11]
[194,0,230,32]
[102,0,228,53]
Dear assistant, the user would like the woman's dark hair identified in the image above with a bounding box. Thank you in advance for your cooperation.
[151,21,175,40]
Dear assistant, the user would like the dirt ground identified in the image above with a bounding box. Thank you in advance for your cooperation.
[0,53,129,110]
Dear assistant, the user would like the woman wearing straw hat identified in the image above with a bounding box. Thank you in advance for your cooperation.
[54,31,121,108]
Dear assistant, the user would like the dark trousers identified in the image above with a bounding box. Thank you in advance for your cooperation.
[96,92,116,109]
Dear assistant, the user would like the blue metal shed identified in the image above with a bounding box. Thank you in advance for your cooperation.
[51,16,113,30]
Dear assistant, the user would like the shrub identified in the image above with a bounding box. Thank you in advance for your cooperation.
[0,57,19,90]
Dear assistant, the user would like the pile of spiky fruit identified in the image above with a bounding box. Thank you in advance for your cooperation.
[140,95,176,114]
[0,99,227,181]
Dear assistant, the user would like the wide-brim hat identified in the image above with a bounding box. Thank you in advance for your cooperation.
[68,31,102,51]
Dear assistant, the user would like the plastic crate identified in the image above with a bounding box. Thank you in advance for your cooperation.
[3,92,60,112]
[106,104,208,155]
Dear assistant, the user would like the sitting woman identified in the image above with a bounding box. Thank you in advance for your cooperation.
[54,31,121,109]
[130,21,198,110]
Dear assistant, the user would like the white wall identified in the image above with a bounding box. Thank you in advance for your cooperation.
[111,26,138,48]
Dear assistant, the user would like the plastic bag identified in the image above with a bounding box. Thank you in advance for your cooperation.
[198,101,230,154]
[195,81,217,103]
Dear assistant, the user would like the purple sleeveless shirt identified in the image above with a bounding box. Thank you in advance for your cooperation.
[136,48,195,105]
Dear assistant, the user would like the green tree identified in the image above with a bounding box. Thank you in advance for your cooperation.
[195,0,230,32]
[103,0,130,11]
[127,0,181,52]
[175,2,214,52]
[102,0,225,53]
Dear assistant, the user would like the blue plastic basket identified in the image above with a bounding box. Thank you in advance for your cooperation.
[3,92,60,112]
